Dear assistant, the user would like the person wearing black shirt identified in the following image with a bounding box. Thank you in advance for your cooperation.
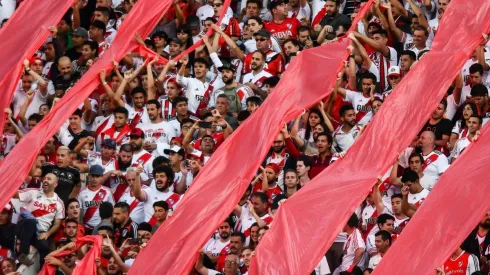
[39,146,81,205]
[63,28,89,61]
[112,202,138,248]
[315,0,351,34]
[419,99,452,155]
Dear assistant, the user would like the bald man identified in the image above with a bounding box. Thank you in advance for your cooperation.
[14,173,65,266]
[53,56,81,92]
[413,131,449,183]
[195,251,241,275]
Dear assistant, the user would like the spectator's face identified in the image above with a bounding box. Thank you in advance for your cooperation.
[400,55,414,72]
[203,20,213,33]
[119,150,133,165]
[166,82,180,99]
[438,0,449,14]
[132,92,146,109]
[96,0,110,7]
[298,30,309,44]
[374,235,390,252]
[67,201,81,219]
[380,220,394,233]
[175,101,189,115]
[258,228,267,242]
[408,156,422,173]
[2,260,15,274]
[155,172,170,191]
[372,34,387,46]
[229,236,243,255]
[130,136,143,151]
[462,104,475,120]
[114,113,127,128]
[0,211,10,226]
[107,257,122,274]
[216,97,229,113]
[146,103,160,121]
[255,35,269,51]
[296,161,309,177]
[361,78,374,94]
[273,3,287,18]
[137,230,152,243]
[272,133,284,153]
[42,173,58,192]
[65,221,78,237]
[284,41,299,56]
[431,103,445,120]
[480,212,490,228]
[246,3,260,16]
[241,249,252,266]
[284,171,298,188]
[57,20,71,33]
[467,117,481,134]
[58,59,73,78]
[89,174,103,187]
[93,11,108,23]
[82,45,96,60]
[265,168,277,182]
[315,135,331,153]
[21,75,34,91]
[251,196,267,215]
[247,19,261,33]
[308,112,320,127]
[36,155,46,168]
[30,59,43,74]
[388,75,401,88]
[112,207,128,225]
[372,100,382,114]
[69,115,82,129]
[417,132,433,148]
[40,105,50,115]
[194,62,208,78]
[413,30,427,47]
[391,197,403,215]
[218,222,231,239]
[341,109,356,127]
[201,136,215,152]
[250,226,259,242]
[89,26,103,40]
[154,206,167,222]
[469,71,482,85]
[57,149,71,167]
[324,1,337,15]
[181,122,193,136]
[168,41,182,57]
[72,35,86,47]
[224,254,239,273]
[153,36,165,48]
[251,52,265,70]
[212,0,223,15]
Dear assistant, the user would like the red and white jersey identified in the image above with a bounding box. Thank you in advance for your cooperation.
[368,253,383,269]
[78,185,115,228]
[170,171,193,193]
[344,90,373,125]
[118,185,149,224]
[443,250,479,275]
[18,189,65,232]
[407,189,430,207]
[361,203,379,238]
[139,121,177,145]
[0,246,13,262]
[265,151,288,188]
[86,151,117,173]
[0,133,16,158]
[93,115,114,142]
[422,150,449,181]
[176,75,212,114]
[252,183,282,206]
[125,103,150,127]
[369,47,398,91]
[340,229,366,271]
[461,55,490,86]
[105,27,118,45]
[332,124,361,153]
[242,70,273,91]
[131,150,154,182]
[98,41,110,56]
[453,137,473,160]
[158,96,177,120]
[142,188,181,224]
[239,205,273,243]
[451,120,470,140]
[264,18,302,41]
[98,125,132,151]
[243,50,284,76]
[393,216,409,235]
[203,238,231,257]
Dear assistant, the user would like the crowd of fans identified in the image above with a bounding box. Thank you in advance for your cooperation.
[0,0,489,274]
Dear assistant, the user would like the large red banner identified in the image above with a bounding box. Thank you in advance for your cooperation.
[0,0,174,207]
[127,2,375,274]
[248,0,490,274]
[0,0,72,131]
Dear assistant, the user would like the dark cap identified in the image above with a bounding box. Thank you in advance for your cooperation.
[268,0,288,10]
[168,37,184,46]
[264,76,280,87]
[90,19,106,30]
[253,29,271,39]
[89,164,105,176]
[163,145,185,156]
[218,62,236,73]
[401,169,419,183]
[102,139,117,149]
[151,31,168,40]
[72,27,89,38]
[187,15,200,28]
[130,128,145,139]
[138,222,152,233]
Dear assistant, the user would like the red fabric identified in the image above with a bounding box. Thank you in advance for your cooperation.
[0,0,175,219]
[127,2,373,274]
[249,0,490,274]
[38,235,102,275]
[0,0,72,132]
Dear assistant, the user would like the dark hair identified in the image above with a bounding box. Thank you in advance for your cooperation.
[65,218,79,225]
[340,104,355,117]
[28,113,43,122]
[469,115,483,125]
[400,50,417,61]
[401,169,419,183]
[153,156,170,169]
[66,198,80,209]
[114,202,130,213]
[120,143,132,153]
[252,50,267,61]
[469,63,484,76]
[174,96,189,105]
[153,200,169,210]
[460,102,479,129]
[113,106,129,118]
[181,118,195,126]
[217,94,229,103]
[231,232,246,243]
[204,17,218,24]
[194,57,210,68]
[298,25,311,33]
[372,29,388,38]
[83,41,99,56]
[377,213,395,227]
[95,6,111,17]
[99,201,114,219]
[439,98,448,111]
[147,99,161,109]
[152,165,175,184]
[237,110,251,121]
[283,38,301,49]
[283,169,300,192]
[413,25,429,37]
[90,20,107,35]
[471,83,488,97]
[304,108,325,141]
[246,0,263,9]
[375,230,392,245]
[297,155,313,168]
[347,213,359,228]
[71,109,83,118]
[360,72,377,84]
[251,192,268,204]
[246,16,263,27]
[408,152,424,164]
[316,132,333,146]
[131,86,147,97]
[246,96,262,106]
[391,193,403,200]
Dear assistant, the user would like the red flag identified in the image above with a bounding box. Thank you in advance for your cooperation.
[0,0,175,214]
[249,0,490,274]
[0,0,72,132]
[38,235,102,275]
[127,2,375,275]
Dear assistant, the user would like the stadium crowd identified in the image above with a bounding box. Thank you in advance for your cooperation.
[0,0,489,274]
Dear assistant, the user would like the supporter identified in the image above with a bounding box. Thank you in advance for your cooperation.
[312,0,351,36]
[333,214,365,275]
[451,115,481,163]
[368,230,392,269]
[400,169,429,217]
[438,245,480,275]
[233,192,273,244]
[203,219,232,264]
[151,201,169,232]
[296,155,312,186]
[419,99,452,155]
[113,202,138,248]
[365,214,394,257]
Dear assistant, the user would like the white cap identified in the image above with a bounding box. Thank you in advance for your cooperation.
[388,66,401,77]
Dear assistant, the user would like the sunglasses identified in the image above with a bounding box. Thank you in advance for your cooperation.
[212,3,223,7]
[255,38,268,42]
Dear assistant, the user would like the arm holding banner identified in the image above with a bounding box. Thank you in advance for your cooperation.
[23,60,48,96]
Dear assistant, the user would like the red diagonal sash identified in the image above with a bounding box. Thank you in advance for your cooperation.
[113,183,128,203]
[83,188,108,225]
[422,153,439,171]
[95,116,111,140]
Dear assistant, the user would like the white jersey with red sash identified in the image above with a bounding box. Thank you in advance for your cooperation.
[422,150,449,181]
[393,216,409,235]
[98,124,132,151]
[125,103,149,127]
[239,205,273,244]
[176,75,212,116]
[118,185,149,224]
[361,203,379,239]
[204,238,231,257]
[78,185,115,228]
[369,47,397,91]
[139,120,176,145]
[443,250,479,275]
[407,189,429,207]
[98,41,110,56]
[93,115,114,143]
[86,151,117,173]
[142,188,181,226]
[265,150,288,188]
[344,90,373,125]
[242,69,273,91]
[131,150,154,182]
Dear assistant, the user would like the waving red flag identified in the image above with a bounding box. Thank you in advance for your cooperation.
[0,0,72,131]
[127,2,375,275]
[249,0,490,274]
[0,0,174,211]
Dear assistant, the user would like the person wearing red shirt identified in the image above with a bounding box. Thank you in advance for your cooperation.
[252,163,282,205]
[264,0,302,43]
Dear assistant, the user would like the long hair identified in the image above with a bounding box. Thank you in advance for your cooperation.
[304,108,325,141]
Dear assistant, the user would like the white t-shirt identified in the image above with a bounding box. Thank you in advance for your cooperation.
[332,124,361,153]
[78,186,115,228]
[422,150,449,181]
[196,4,233,31]
[12,86,48,120]
[0,0,16,22]
[407,188,430,207]
[314,256,331,275]
[176,75,211,114]
[339,229,366,271]
[139,121,177,145]
[18,189,65,232]
[86,151,117,173]
[203,238,230,256]
[242,70,273,91]
[453,137,473,160]
[368,253,383,269]
[125,103,150,127]
[132,150,154,182]
[141,188,181,223]
[118,185,149,224]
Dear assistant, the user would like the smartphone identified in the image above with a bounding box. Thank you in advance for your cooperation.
[184,160,190,168]
[199,121,212,128]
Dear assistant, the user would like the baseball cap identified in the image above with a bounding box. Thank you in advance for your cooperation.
[388,66,401,77]
[164,145,185,156]
[151,31,168,41]
[268,0,288,10]
[29,56,42,66]
[218,62,236,73]
[187,15,200,28]
[72,27,89,38]
[2,203,13,213]
[168,37,184,46]
[138,222,152,233]
[253,29,271,39]
[188,149,204,161]
[101,139,117,149]
[171,137,183,145]
[265,163,280,174]
[130,128,145,139]
[89,164,105,176]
